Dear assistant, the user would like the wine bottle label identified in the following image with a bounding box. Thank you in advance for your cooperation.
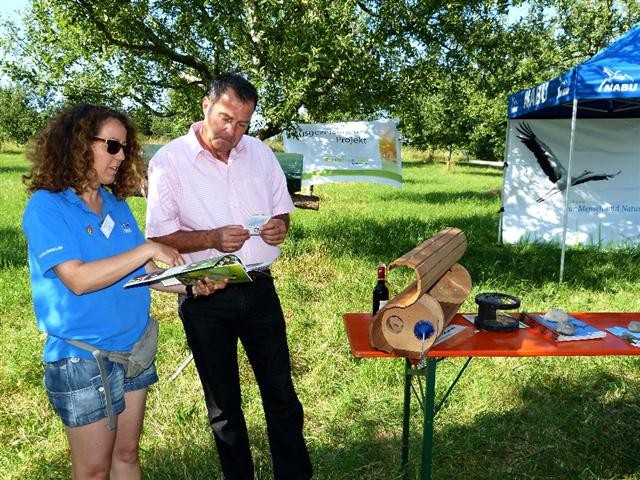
[379,300,388,309]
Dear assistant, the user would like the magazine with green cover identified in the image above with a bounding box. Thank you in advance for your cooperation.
[124,254,252,288]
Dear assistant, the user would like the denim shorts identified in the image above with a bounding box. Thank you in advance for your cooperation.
[44,356,158,428]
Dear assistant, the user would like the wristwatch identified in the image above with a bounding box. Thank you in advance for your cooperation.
[185,284,197,299]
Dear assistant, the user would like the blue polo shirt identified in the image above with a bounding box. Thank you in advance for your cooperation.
[23,187,151,362]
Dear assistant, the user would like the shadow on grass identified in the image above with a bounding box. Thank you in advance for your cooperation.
[0,147,26,156]
[289,209,505,262]
[401,161,503,175]
[289,209,640,292]
[454,168,504,179]
[379,189,501,205]
[18,447,70,479]
[427,365,640,479]
[0,227,28,268]
[19,437,222,480]
[141,425,405,480]
[0,165,28,175]
[18,362,640,480]
[142,443,224,480]
[295,359,640,480]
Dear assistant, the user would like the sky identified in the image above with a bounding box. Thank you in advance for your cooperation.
[0,0,29,23]
[0,0,28,87]
[0,1,533,22]
[0,1,532,27]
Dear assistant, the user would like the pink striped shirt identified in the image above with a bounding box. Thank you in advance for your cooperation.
[145,121,294,265]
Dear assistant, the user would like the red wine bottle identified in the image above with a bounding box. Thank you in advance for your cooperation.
[372,264,390,315]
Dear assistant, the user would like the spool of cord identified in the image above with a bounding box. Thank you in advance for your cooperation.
[475,292,521,332]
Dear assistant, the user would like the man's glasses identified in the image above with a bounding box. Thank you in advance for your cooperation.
[93,136,130,155]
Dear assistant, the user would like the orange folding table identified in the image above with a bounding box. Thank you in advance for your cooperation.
[343,312,640,480]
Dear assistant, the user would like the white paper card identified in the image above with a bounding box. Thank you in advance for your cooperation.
[244,215,270,235]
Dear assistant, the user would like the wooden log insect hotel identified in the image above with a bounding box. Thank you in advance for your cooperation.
[369,227,472,359]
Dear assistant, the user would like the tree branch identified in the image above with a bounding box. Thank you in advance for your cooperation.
[75,0,213,81]
[129,93,176,117]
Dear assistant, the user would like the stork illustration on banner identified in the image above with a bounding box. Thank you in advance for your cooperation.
[516,122,622,203]
[599,67,635,92]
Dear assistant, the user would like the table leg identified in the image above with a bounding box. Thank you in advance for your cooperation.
[401,358,412,480]
[388,343,472,479]
[420,358,437,480]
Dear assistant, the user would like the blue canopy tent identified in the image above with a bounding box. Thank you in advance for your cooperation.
[508,22,640,120]
[501,22,640,281]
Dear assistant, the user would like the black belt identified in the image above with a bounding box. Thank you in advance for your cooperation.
[179,267,273,304]
[248,267,272,280]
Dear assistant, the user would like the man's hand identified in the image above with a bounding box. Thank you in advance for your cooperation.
[259,217,288,246]
[194,276,229,296]
[213,225,250,252]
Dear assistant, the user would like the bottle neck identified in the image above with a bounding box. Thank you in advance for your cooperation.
[377,266,386,281]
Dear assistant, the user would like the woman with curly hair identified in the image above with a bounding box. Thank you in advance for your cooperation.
[22,104,225,479]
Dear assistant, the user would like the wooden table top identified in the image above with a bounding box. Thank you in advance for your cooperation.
[344,312,640,358]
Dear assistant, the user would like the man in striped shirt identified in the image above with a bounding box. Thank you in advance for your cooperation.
[146,73,312,480]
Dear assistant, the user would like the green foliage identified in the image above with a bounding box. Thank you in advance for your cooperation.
[548,0,640,61]
[381,1,640,160]
[0,0,392,140]
[149,114,194,140]
[0,85,45,147]
[3,1,640,157]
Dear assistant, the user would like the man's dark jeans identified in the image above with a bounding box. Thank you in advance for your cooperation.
[180,276,312,480]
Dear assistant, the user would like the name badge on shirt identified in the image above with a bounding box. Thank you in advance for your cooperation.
[100,214,115,239]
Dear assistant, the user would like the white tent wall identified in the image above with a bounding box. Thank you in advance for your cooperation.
[501,118,640,247]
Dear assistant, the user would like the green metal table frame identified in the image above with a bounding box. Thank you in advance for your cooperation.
[400,356,473,480]
[344,312,640,479]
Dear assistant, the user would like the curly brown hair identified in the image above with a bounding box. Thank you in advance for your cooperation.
[23,104,146,199]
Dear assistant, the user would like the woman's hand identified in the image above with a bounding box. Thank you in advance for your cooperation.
[148,241,184,267]
[55,240,185,295]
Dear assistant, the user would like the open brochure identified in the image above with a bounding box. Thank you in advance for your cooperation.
[524,314,606,342]
[432,324,471,346]
[124,254,263,288]
[606,326,640,347]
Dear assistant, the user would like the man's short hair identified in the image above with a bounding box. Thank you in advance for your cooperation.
[207,73,258,108]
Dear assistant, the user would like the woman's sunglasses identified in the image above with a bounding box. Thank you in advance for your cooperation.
[93,136,131,155]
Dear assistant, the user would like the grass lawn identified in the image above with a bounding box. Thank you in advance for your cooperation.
[2,146,640,479]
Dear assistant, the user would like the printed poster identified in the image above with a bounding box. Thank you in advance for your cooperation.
[283,120,403,188]
[502,118,640,247]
